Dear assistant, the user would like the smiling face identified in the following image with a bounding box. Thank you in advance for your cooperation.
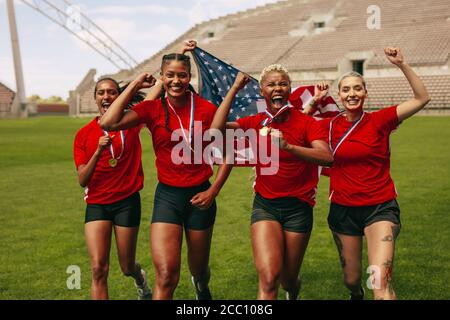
[338,76,368,112]
[260,71,291,114]
[95,79,120,115]
[161,58,191,100]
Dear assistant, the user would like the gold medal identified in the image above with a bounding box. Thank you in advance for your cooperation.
[259,127,269,137]
[109,159,118,167]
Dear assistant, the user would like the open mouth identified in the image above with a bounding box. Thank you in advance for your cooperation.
[101,102,110,112]
[271,96,285,108]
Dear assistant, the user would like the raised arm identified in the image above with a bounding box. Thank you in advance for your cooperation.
[210,72,252,131]
[145,40,198,101]
[384,47,431,122]
[303,82,330,115]
[100,73,156,131]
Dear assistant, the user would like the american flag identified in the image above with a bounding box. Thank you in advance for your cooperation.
[192,47,340,119]
[191,46,340,169]
[192,47,265,121]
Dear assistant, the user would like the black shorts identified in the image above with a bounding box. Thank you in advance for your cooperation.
[251,193,313,233]
[152,181,216,230]
[85,192,141,227]
[328,199,401,236]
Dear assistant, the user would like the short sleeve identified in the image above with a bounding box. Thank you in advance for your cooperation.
[73,130,88,169]
[236,115,259,131]
[131,100,155,124]
[371,105,399,133]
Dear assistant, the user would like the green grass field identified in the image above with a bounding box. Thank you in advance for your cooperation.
[0,115,449,300]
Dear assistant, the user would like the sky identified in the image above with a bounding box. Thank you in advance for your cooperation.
[0,0,278,99]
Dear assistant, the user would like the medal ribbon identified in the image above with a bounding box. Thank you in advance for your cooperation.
[166,91,195,151]
[329,112,365,156]
[103,130,125,160]
[261,103,293,127]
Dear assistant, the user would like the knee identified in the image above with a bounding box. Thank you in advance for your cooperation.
[343,273,361,290]
[91,263,109,282]
[155,267,180,290]
[258,269,280,293]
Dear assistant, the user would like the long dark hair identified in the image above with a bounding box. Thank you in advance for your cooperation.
[94,77,145,109]
[159,53,194,133]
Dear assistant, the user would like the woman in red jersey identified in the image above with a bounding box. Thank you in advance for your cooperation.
[210,64,333,300]
[325,48,430,300]
[100,52,232,300]
[73,77,154,300]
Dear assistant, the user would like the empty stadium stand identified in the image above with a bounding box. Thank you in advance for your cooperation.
[69,0,450,115]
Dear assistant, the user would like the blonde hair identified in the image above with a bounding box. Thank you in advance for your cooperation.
[338,71,367,90]
[259,64,291,85]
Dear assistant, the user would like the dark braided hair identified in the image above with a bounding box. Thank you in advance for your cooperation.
[94,77,145,109]
[159,53,194,132]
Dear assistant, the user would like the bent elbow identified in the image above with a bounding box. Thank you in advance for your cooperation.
[99,119,111,131]
[324,156,334,167]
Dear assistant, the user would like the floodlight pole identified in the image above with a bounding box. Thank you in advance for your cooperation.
[6,0,27,117]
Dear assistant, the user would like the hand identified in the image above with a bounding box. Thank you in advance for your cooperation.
[232,72,252,92]
[134,73,157,90]
[180,39,197,54]
[269,128,289,150]
[384,47,404,66]
[190,188,217,210]
[314,81,329,102]
[97,134,114,152]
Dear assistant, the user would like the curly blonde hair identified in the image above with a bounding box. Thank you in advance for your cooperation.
[259,64,291,85]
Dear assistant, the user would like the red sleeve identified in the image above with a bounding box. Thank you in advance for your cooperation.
[198,96,218,127]
[306,116,328,144]
[372,105,399,133]
[236,115,260,131]
[131,100,155,124]
[73,129,88,169]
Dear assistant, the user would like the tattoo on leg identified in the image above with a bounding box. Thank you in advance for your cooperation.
[391,225,401,241]
[382,225,400,242]
[332,232,346,268]
[383,259,394,294]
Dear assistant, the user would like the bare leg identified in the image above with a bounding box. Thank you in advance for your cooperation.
[85,221,112,300]
[251,221,284,300]
[280,231,311,300]
[151,223,183,300]
[365,221,400,300]
[332,232,364,298]
[114,226,142,282]
[186,226,214,299]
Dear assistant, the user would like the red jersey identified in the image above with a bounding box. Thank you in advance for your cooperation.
[237,109,327,206]
[132,93,217,187]
[326,106,399,206]
[73,117,144,204]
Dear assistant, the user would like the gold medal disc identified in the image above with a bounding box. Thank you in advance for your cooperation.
[109,159,118,167]
[259,127,269,137]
